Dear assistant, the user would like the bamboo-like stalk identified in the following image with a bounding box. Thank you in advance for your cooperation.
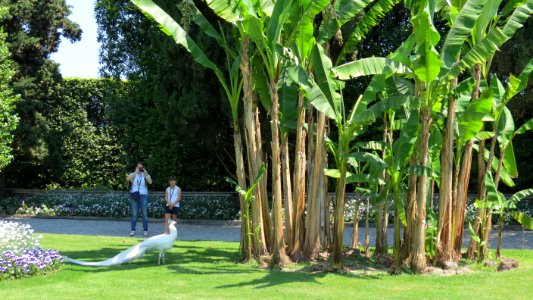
[332,160,348,268]
[232,125,249,260]
[281,133,293,249]
[451,63,480,259]
[364,193,370,256]
[269,79,288,264]
[240,38,267,256]
[304,112,326,260]
[436,88,457,263]
[467,64,491,259]
[411,107,432,272]
[403,154,418,260]
[254,105,272,253]
[375,121,390,255]
[290,92,307,257]
[332,127,350,267]
[351,194,360,250]
[452,141,473,258]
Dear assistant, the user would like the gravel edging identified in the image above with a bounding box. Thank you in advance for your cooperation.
[1,214,241,226]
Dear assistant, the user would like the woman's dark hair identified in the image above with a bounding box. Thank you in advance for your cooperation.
[169,176,176,181]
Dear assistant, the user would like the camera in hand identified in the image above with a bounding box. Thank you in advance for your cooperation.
[139,167,144,172]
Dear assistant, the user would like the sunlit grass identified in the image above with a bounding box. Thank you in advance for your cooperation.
[1,233,532,299]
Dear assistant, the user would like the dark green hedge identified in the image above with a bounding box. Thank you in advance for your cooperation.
[4,78,233,191]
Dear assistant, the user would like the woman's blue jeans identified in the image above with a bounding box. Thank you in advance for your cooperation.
[130,194,148,231]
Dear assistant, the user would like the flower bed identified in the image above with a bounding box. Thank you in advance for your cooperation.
[0,249,63,280]
[0,221,62,280]
[1,192,241,220]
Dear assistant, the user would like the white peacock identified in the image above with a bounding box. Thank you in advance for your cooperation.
[64,220,178,266]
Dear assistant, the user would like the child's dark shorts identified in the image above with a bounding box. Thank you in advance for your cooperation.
[164,205,180,216]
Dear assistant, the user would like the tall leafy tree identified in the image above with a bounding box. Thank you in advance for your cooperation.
[96,0,232,162]
[0,0,81,186]
[0,6,18,172]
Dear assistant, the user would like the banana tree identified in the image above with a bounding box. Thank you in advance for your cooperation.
[468,57,533,258]
[371,0,532,270]
[434,0,533,261]
[130,0,253,259]
[205,0,274,256]
[233,0,335,264]
[226,164,267,260]
[485,182,533,257]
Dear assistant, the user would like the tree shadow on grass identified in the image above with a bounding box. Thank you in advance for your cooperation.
[215,267,383,290]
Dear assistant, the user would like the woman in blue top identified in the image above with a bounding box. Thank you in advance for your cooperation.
[126,162,153,237]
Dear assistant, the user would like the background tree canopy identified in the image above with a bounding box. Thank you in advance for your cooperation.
[0,6,19,171]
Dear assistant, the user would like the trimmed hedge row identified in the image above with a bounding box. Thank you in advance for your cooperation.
[0,192,240,220]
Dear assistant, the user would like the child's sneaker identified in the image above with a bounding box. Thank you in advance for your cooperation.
[129,231,135,237]
[143,231,148,237]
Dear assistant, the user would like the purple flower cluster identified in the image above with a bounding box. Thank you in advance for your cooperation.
[0,249,63,280]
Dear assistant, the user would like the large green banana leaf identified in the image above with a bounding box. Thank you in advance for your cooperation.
[447,1,533,78]
[440,0,489,68]
[131,0,221,77]
[205,0,242,23]
[311,44,343,122]
[509,189,533,205]
[332,57,411,80]
[509,211,533,230]
[472,0,501,44]
[336,0,401,64]
[287,0,330,60]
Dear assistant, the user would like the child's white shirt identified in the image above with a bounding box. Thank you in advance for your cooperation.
[167,186,180,207]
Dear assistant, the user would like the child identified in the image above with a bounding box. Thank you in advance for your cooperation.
[164,176,182,234]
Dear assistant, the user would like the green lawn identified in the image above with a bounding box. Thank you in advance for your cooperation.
[1,234,532,299]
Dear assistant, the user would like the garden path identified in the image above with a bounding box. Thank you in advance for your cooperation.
[2,216,532,249]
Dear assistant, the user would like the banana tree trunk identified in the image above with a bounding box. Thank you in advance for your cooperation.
[411,107,432,272]
[269,79,288,264]
[480,151,504,258]
[437,91,456,263]
[291,92,307,257]
[403,155,418,260]
[332,159,347,268]
[375,123,391,255]
[452,63,480,259]
[254,105,272,253]
[364,193,370,256]
[281,133,293,249]
[232,124,250,260]
[304,111,326,260]
[323,120,332,250]
[332,132,349,268]
[375,178,389,255]
[452,141,473,258]
[351,193,360,250]
[240,38,267,256]
[391,174,402,274]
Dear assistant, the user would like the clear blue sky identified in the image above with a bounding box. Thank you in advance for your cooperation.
[50,0,100,78]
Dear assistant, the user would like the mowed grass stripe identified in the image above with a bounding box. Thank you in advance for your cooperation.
[0,234,531,299]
